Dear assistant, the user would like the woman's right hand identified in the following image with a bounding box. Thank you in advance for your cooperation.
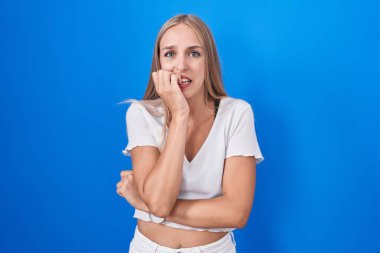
[152,70,189,117]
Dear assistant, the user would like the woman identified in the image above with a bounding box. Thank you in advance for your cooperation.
[116,14,264,253]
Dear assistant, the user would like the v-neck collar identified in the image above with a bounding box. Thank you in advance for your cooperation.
[184,97,226,165]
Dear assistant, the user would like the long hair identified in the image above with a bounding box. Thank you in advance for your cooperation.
[123,14,228,150]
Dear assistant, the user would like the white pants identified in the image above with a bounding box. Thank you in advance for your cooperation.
[129,226,237,253]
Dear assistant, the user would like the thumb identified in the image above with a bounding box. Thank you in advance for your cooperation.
[170,74,178,87]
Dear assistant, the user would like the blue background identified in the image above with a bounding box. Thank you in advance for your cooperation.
[1,0,379,252]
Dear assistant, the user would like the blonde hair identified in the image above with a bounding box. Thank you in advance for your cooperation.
[123,14,228,150]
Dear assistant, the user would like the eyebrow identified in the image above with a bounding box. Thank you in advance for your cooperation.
[161,45,203,51]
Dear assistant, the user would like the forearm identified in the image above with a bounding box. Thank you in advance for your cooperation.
[142,114,188,217]
[132,194,247,228]
[165,195,246,228]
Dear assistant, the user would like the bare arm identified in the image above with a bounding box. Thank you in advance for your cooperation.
[165,156,256,228]
[133,114,188,218]
[122,156,256,228]
[130,70,190,218]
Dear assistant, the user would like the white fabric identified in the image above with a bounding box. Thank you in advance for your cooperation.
[129,225,237,253]
[122,96,264,232]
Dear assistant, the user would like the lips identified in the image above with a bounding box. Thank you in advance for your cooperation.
[178,75,192,85]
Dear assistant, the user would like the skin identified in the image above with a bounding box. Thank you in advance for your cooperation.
[116,23,257,248]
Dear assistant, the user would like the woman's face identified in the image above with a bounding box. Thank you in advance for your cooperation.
[159,23,206,100]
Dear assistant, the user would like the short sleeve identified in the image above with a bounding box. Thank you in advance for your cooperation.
[122,102,159,157]
[225,104,264,164]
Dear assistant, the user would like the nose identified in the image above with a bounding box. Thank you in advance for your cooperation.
[174,54,188,73]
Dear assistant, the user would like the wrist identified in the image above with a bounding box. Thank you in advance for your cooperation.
[172,113,188,124]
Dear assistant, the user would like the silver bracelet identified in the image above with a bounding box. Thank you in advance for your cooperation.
[149,213,165,223]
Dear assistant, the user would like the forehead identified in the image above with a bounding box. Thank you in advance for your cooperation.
[160,23,202,49]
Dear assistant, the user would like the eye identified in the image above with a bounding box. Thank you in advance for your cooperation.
[164,51,175,57]
[190,51,201,57]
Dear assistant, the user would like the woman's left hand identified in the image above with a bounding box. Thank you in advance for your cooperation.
[116,170,149,212]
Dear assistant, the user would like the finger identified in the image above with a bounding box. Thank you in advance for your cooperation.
[120,170,133,178]
[121,175,134,182]
[121,177,134,187]
[116,180,125,189]
[152,72,158,91]
[119,183,127,193]
[116,188,125,197]
[122,174,133,180]
[152,71,157,85]
[158,70,163,91]
[170,74,178,88]
[163,70,171,88]
[117,177,130,185]
[121,172,133,180]
[121,173,134,181]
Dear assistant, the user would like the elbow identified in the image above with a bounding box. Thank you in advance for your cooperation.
[146,198,173,218]
[143,189,175,218]
[235,216,249,229]
[149,205,172,218]
[142,191,173,219]
[234,209,250,229]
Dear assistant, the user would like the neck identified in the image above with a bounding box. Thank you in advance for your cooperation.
[186,95,214,123]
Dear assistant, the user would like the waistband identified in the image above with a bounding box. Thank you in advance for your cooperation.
[133,209,236,232]
[131,225,236,253]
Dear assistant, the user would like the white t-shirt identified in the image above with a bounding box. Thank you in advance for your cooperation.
[122,96,264,232]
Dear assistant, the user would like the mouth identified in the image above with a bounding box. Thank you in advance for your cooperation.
[178,75,192,89]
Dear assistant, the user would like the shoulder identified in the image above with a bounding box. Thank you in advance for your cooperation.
[126,99,163,120]
[126,101,145,120]
[221,97,253,115]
